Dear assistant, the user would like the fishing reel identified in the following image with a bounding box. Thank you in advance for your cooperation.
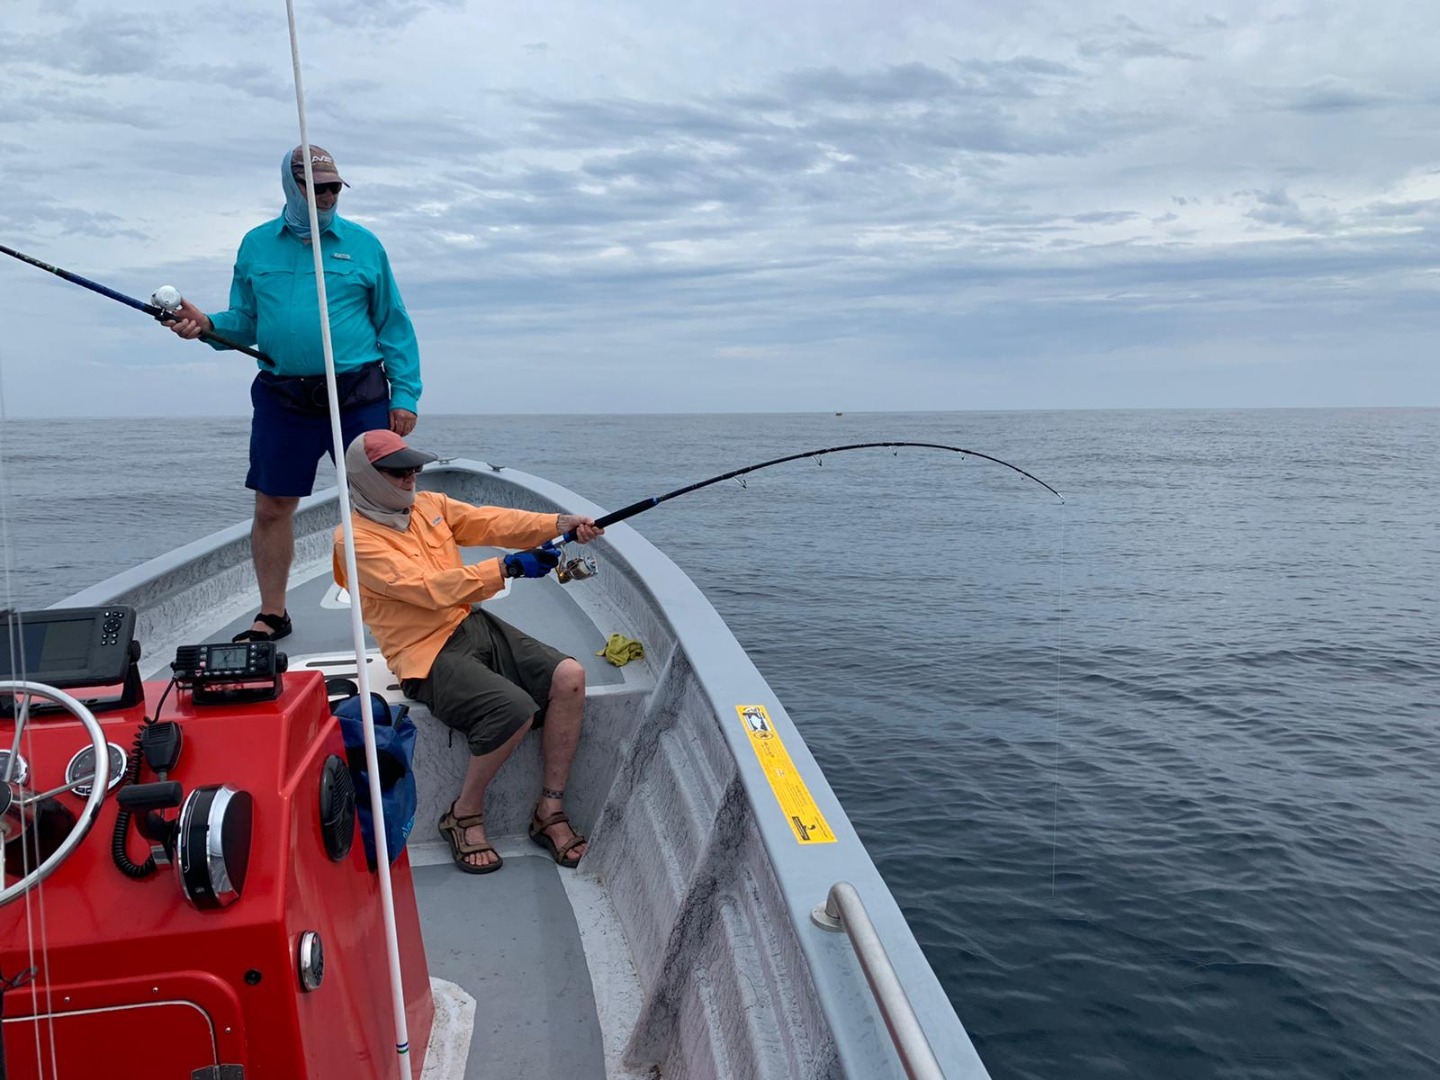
[150,285,183,318]
[554,542,598,585]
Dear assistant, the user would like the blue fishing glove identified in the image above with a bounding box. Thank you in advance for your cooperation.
[503,542,560,579]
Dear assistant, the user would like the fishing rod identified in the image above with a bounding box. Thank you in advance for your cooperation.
[545,441,1064,582]
[0,243,273,365]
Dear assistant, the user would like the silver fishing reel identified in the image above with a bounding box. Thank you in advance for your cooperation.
[151,284,183,315]
[554,544,598,585]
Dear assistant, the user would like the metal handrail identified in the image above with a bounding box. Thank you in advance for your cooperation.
[812,881,946,1080]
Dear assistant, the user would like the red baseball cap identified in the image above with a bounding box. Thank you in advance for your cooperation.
[362,430,438,470]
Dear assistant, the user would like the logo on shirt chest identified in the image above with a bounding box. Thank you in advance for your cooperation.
[331,252,352,260]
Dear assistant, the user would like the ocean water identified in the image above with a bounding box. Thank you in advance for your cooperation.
[1,408,1437,1080]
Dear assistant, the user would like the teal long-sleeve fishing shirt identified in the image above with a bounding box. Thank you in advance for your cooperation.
[206,215,422,414]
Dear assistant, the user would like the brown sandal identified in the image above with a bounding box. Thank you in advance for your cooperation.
[438,801,502,875]
[529,809,585,868]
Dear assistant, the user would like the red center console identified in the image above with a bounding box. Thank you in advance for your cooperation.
[0,669,432,1079]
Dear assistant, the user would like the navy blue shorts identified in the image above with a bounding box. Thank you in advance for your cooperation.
[246,376,391,497]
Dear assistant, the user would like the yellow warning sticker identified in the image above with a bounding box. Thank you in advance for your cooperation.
[736,705,836,844]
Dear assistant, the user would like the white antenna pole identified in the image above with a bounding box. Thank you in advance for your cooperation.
[283,2,412,1070]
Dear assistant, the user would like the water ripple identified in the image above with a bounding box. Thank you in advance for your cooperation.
[3,408,1438,1080]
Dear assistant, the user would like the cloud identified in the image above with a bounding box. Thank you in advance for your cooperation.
[0,198,149,243]
[10,14,161,77]
[0,87,163,129]
[1074,16,1201,62]
[1365,199,1440,219]
[1285,78,1397,114]
[308,0,463,30]
[1242,188,1311,229]
[0,0,1438,414]
[1072,211,1141,225]
[780,62,974,105]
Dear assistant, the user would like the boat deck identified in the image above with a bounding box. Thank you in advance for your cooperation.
[412,858,604,1079]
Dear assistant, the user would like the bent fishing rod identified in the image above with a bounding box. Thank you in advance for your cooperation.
[0,243,273,365]
[543,441,1064,578]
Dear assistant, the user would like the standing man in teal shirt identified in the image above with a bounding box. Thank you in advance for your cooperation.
[166,145,422,642]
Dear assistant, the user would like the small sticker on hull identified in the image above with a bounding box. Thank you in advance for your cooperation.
[736,705,836,844]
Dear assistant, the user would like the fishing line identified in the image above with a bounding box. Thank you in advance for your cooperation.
[553,440,1064,543]
[0,243,274,366]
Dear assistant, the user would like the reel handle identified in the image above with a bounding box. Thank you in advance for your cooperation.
[150,285,276,367]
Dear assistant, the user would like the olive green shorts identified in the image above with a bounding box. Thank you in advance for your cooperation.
[402,609,569,756]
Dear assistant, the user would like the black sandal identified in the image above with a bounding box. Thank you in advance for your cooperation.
[233,611,292,643]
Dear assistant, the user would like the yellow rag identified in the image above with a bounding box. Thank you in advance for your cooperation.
[596,633,645,667]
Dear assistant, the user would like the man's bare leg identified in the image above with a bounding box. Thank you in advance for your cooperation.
[450,718,534,871]
[536,658,587,861]
[247,492,300,636]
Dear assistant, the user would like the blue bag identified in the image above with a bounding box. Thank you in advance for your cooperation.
[332,692,417,868]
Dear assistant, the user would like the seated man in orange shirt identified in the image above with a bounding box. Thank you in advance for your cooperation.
[333,430,603,874]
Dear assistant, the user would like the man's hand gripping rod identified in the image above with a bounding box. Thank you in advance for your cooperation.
[148,285,274,365]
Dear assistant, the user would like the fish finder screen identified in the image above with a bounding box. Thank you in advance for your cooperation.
[2,617,92,677]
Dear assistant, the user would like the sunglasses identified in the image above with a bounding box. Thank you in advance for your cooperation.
[303,181,344,195]
[377,465,422,479]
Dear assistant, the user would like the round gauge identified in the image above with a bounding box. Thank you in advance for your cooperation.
[65,743,128,797]
[0,751,29,786]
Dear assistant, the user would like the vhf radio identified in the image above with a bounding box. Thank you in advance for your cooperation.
[171,641,287,705]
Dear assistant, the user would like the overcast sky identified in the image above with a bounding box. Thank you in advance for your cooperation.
[0,0,1436,416]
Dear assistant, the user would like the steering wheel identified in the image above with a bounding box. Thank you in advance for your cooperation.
[0,680,108,907]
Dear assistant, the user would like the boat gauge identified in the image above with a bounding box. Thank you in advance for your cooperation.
[0,751,29,787]
[65,743,127,797]
[297,930,325,992]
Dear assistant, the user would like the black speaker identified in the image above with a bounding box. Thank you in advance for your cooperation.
[318,754,356,862]
[176,785,253,910]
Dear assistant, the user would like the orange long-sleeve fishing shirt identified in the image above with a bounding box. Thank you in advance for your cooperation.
[332,490,559,680]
